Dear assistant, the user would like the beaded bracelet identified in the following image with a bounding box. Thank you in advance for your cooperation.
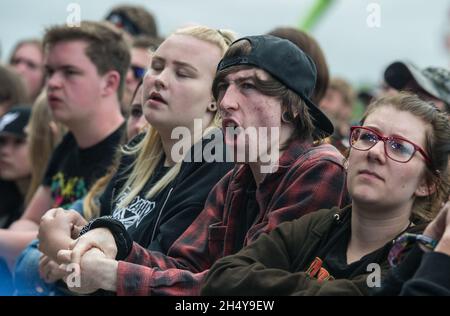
[388,233,438,267]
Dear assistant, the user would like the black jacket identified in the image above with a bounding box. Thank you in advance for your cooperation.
[202,206,426,296]
[99,129,234,254]
[376,245,450,296]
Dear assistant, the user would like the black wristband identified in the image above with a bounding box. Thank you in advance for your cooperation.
[79,216,133,260]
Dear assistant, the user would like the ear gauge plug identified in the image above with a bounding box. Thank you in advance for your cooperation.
[209,103,217,111]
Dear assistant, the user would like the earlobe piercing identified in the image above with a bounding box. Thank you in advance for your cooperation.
[209,103,217,111]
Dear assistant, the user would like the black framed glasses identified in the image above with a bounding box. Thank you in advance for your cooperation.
[349,126,431,166]
[130,65,146,80]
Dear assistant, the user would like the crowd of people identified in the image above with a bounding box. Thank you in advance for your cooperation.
[0,3,449,297]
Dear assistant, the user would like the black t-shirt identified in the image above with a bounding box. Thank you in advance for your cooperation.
[319,214,409,280]
[99,130,235,252]
[107,157,170,244]
[43,125,124,208]
[320,221,380,279]
[0,180,23,228]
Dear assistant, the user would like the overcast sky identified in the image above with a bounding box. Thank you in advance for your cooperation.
[1,0,449,86]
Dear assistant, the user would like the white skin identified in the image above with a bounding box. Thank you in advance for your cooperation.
[45,34,225,291]
[217,68,294,185]
[346,105,433,263]
[45,40,124,148]
[10,43,45,100]
[0,39,124,271]
[55,67,298,294]
[123,47,151,108]
[0,134,31,195]
[142,34,220,166]
[319,88,352,134]
[126,84,148,140]
[423,202,450,256]
[59,106,448,292]
[37,208,87,283]
[46,41,105,129]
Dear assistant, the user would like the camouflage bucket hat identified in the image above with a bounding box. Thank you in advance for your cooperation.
[385,61,450,108]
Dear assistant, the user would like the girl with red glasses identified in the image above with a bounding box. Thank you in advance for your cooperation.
[202,92,449,296]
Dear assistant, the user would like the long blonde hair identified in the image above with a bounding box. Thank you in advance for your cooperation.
[116,25,235,209]
[25,91,66,204]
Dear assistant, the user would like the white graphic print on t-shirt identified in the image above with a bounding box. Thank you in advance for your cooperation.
[112,188,156,229]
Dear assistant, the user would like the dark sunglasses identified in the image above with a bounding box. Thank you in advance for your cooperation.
[131,65,146,80]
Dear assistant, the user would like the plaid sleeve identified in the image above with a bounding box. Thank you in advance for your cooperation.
[116,259,210,296]
[115,170,233,296]
[247,158,349,242]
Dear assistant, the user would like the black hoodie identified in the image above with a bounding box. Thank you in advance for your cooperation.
[99,129,234,254]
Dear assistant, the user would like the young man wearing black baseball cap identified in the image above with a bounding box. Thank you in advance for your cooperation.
[57,35,350,296]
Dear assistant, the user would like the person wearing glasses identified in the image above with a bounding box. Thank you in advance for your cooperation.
[122,36,163,113]
[54,35,350,296]
[35,26,236,295]
[201,92,450,296]
[9,39,45,102]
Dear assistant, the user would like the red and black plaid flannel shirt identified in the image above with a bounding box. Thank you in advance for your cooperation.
[116,140,350,295]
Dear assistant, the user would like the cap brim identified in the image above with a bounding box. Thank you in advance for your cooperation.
[384,61,441,100]
[303,97,334,137]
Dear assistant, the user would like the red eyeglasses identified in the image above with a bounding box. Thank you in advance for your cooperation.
[349,126,432,166]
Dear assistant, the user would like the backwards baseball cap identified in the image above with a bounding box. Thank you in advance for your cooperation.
[217,35,334,137]
[0,106,31,138]
[384,61,450,108]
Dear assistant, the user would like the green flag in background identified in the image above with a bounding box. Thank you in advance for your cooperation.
[299,0,336,31]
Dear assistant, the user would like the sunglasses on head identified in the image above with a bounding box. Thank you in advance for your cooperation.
[106,13,140,36]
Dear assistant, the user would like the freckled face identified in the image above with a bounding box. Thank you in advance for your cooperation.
[217,68,291,161]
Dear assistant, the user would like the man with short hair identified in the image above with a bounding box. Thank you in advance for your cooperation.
[60,35,350,296]
[0,21,129,272]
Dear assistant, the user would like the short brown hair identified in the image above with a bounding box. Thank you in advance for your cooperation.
[268,27,329,104]
[0,65,28,110]
[329,77,356,108]
[43,21,131,101]
[132,35,164,52]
